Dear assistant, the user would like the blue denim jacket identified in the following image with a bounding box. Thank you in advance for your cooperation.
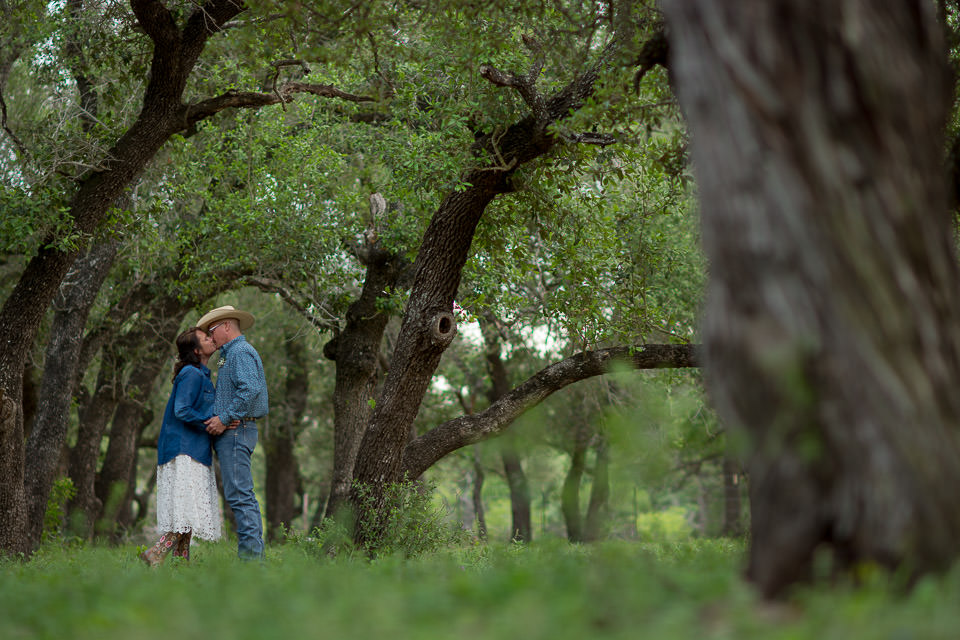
[214,335,268,423]
[157,364,215,466]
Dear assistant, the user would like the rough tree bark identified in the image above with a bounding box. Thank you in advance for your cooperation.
[323,194,411,520]
[665,0,960,596]
[23,237,119,545]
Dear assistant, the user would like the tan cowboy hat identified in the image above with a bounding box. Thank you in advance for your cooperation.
[196,305,255,332]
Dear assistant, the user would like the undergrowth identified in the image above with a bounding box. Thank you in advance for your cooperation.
[3,538,959,640]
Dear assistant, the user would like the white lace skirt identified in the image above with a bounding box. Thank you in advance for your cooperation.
[156,454,223,541]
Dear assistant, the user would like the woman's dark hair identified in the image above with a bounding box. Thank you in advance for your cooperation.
[173,327,203,381]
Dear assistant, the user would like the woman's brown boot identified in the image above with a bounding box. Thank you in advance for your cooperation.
[139,532,181,567]
[174,530,192,561]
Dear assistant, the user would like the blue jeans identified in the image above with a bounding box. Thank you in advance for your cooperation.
[215,422,264,560]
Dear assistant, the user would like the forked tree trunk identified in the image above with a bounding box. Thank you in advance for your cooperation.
[324,201,409,520]
[666,0,960,596]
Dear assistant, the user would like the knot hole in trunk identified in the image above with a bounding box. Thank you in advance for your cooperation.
[429,311,457,347]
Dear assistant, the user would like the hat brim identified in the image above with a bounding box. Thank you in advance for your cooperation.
[197,306,255,332]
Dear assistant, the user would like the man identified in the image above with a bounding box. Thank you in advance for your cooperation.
[197,304,268,560]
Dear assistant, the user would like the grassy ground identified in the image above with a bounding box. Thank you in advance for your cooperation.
[2,538,958,639]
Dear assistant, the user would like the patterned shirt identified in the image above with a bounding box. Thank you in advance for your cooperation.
[214,335,269,423]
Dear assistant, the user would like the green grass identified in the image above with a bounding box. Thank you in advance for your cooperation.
[2,539,959,639]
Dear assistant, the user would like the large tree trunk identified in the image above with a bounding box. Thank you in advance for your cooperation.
[265,335,309,543]
[352,175,503,515]
[324,196,410,520]
[23,237,119,547]
[665,0,960,597]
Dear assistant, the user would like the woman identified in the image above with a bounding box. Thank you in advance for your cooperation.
[140,327,223,565]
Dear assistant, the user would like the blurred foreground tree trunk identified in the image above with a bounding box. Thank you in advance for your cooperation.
[666,0,960,597]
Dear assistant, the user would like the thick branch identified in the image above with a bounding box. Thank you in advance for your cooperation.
[184,82,374,129]
[130,0,179,46]
[634,24,669,93]
[401,343,701,478]
[478,33,549,122]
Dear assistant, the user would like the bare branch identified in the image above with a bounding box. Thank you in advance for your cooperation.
[479,32,548,122]
[241,276,339,334]
[0,85,27,160]
[269,59,311,109]
[562,132,618,146]
[221,12,287,31]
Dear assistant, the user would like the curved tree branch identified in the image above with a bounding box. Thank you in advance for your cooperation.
[183,82,375,129]
[401,343,701,478]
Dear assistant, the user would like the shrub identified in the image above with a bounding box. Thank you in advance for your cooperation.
[42,477,77,545]
[292,479,466,560]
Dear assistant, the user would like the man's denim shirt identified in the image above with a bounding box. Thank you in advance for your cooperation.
[214,335,269,423]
